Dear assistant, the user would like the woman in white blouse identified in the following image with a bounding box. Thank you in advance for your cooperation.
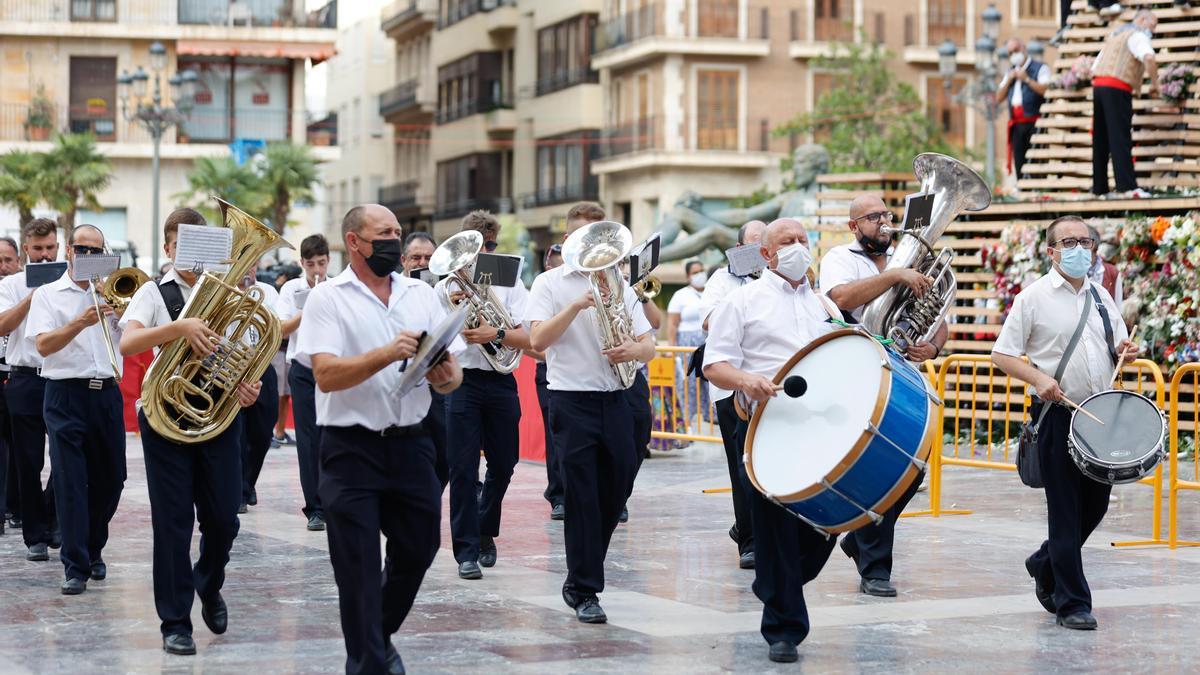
[667,260,710,425]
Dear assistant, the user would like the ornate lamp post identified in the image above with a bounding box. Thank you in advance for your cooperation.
[937,4,1005,190]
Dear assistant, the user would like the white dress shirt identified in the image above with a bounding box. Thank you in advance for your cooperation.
[25,272,122,380]
[434,277,529,372]
[119,267,194,334]
[276,276,319,367]
[705,272,839,380]
[525,265,653,392]
[818,240,890,322]
[993,268,1129,404]
[295,265,465,430]
[240,280,279,349]
[667,285,705,333]
[0,271,45,369]
[698,266,752,402]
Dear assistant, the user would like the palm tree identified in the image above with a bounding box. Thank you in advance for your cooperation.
[0,150,46,228]
[174,155,267,224]
[257,143,318,234]
[40,132,112,242]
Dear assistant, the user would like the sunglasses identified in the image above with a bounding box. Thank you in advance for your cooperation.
[73,245,105,255]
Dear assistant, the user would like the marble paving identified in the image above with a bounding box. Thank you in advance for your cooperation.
[4,435,1200,673]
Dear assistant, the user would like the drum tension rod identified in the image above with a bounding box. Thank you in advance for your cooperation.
[866,423,929,471]
[766,494,833,539]
[818,480,884,525]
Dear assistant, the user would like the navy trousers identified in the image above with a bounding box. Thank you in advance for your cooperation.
[536,362,562,508]
[43,379,125,581]
[288,361,323,518]
[428,391,449,489]
[7,371,55,547]
[842,468,924,581]
[241,365,280,504]
[716,395,753,555]
[0,375,11,521]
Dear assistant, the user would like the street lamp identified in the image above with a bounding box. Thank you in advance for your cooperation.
[119,42,196,273]
[938,4,1004,190]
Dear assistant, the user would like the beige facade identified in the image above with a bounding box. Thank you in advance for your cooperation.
[0,0,338,269]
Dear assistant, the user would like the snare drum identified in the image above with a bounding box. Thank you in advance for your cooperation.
[744,330,937,534]
[1067,390,1165,485]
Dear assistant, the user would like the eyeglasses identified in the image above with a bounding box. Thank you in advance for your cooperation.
[855,211,894,225]
[73,245,104,255]
[1052,237,1096,250]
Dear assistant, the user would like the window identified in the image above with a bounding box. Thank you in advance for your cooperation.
[179,0,288,26]
[697,0,738,38]
[180,57,291,143]
[436,153,504,218]
[76,208,126,242]
[69,57,117,141]
[437,52,508,124]
[71,0,116,21]
[536,14,598,96]
[1019,0,1057,21]
[814,0,853,42]
[927,77,966,150]
[534,131,598,204]
[696,68,738,150]
[928,0,966,46]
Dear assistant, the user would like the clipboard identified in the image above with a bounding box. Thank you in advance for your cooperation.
[472,254,520,288]
[725,243,766,278]
[25,261,69,288]
[629,233,661,286]
[901,192,935,232]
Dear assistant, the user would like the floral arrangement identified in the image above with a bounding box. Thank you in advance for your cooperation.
[1158,63,1196,106]
[1121,213,1200,368]
[983,222,1047,315]
[1055,56,1095,91]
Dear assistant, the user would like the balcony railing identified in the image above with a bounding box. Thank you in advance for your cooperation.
[437,0,515,30]
[594,1,767,54]
[519,182,600,210]
[596,116,787,159]
[597,117,662,159]
[379,80,421,118]
[535,67,599,98]
[0,0,337,28]
[435,90,513,125]
[434,197,510,221]
[380,180,421,210]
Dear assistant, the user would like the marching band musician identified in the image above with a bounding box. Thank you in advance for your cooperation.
[27,225,127,595]
[818,195,946,598]
[0,218,61,563]
[0,236,16,538]
[703,218,842,664]
[296,204,464,675]
[992,215,1133,631]
[237,265,281,514]
[440,210,531,581]
[526,208,656,625]
[697,218,766,570]
[276,233,331,531]
[119,208,263,656]
[402,231,449,489]
[528,243,564,520]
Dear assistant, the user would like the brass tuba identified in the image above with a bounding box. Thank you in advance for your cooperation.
[429,230,521,374]
[562,220,638,388]
[101,266,150,315]
[860,153,991,351]
[140,198,292,444]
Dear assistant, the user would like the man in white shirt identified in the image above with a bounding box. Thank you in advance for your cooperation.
[993,215,1133,631]
[119,208,263,656]
[1091,9,1159,197]
[703,217,840,664]
[819,195,947,599]
[528,243,565,519]
[995,37,1051,180]
[26,224,126,595]
[276,233,331,531]
[0,236,16,538]
[296,204,463,675]
[0,218,61,562]
[402,231,449,488]
[698,218,766,570]
[527,214,656,625]
[237,265,281,513]
[439,211,532,580]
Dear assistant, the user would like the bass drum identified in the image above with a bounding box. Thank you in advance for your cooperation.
[744,330,937,534]
[1068,390,1165,485]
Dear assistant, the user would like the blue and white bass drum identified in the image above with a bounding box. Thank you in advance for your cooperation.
[744,329,938,534]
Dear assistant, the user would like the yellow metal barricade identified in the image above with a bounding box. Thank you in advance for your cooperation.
[1109,359,1167,547]
[1168,363,1200,549]
[648,345,720,444]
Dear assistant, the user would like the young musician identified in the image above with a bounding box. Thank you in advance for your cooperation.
[119,208,263,656]
[27,225,126,595]
[276,234,331,531]
[238,266,280,513]
[527,243,564,520]
[0,218,61,562]
[818,194,946,598]
[703,218,841,663]
[526,208,656,624]
[296,204,463,674]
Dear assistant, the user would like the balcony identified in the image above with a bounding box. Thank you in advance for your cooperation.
[434,197,510,221]
[535,67,600,98]
[593,116,786,175]
[437,0,516,32]
[435,90,513,125]
[592,1,770,71]
[381,0,437,41]
[379,180,430,217]
[379,79,434,123]
[519,182,600,210]
[306,112,337,146]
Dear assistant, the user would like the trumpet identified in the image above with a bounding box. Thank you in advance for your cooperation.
[633,274,661,302]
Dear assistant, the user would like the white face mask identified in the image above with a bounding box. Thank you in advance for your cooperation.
[689,271,707,289]
[773,243,812,282]
[1010,52,1025,67]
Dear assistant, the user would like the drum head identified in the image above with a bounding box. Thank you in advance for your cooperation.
[1071,391,1163,465]
[749,332,884,498]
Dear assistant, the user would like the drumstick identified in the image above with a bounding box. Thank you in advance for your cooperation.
[1108,324,1139,389]
[1061,396,1105,425]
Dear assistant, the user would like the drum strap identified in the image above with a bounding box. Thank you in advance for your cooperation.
[1034,290,1094,428]
[1087,286,1119,367]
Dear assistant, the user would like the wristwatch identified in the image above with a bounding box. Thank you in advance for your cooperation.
[495,327,506,342]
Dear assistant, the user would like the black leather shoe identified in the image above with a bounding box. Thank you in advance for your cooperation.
[860,578,898,597]
[575,597,607,624]
[768,641,798,663]
[385,641,406,675]
[728,525,739,544]
[839,534,857,563]
[550,503,565,521]
[237,503,248,514]
[306,513,326,531]
[163,633,197,655]
[201,593,228,634]
[619,507,628,523]
[49,528,61,550]
[61,577,87,595]
[479,537,497,568]
[1057,611,1098,630]
[248,490,258,506]
[458,560,482,580]
[1025,556,1055,614]
[26,543,49,561]
[90,560,107,581]
[738,551,755,569]
[562,583,580,609]
[7,516,22,529]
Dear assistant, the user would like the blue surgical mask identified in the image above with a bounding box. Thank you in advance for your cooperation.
[1058,246,1091,280]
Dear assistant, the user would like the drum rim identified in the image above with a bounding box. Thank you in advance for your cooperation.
[1068,389,1165,469]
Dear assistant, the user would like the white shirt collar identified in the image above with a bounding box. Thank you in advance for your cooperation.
[1048,267,1090,295]
[764,270,811,294]
[48,270,86,294]
[162,266,194,290]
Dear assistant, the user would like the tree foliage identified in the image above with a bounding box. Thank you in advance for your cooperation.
[0,151,46,227]
[40,132,112,242]
[176,142,319,234]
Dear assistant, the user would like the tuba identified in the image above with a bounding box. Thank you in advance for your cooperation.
[861,153,991,351]
[562,220,638,388]
[140,197,292,444]
[429,230,521,374]
[101,266,150,315]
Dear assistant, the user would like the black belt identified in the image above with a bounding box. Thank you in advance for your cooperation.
[54,377,119,390]
[340,423,427,438]
[551,389,628,400]
[10,365,41,376]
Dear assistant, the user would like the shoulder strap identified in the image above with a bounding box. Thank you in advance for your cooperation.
[1087,285,1118,367]
[155,280,186,322]
[1035,290,1094,427]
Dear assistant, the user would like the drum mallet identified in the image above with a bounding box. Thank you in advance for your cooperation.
[1061,396,1105,425]
[1108,324,1139,389]
[769,376,809,398]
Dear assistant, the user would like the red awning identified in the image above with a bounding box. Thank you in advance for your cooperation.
[176,40,336,64]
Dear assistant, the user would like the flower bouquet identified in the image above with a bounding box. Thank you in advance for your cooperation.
[1055,56,1095,91]
[1158,63,1196,106]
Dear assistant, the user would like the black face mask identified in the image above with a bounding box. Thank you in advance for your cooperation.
[857,232,891,257]
[360,237,402,277]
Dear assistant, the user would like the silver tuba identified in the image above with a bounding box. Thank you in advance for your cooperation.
[861,152,991,351]
[430,230,522,374]
[562,220,638,388]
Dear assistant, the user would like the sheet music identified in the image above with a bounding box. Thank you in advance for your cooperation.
[294,287,311,309]
[726,243,766,278]
[175,224,233,274]
[70,254,120,282]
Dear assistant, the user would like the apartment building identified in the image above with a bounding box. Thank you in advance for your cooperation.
[0,0,339,267]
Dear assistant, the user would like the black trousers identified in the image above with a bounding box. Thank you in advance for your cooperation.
[736,419,837,646]
[428,391,449,489]
[536,362,562,507]
[241,365,280,504]
[288,361,323,518]
[1026,402,1111,617]
[550,390,638,597]
[0,375,11,520]
[716,396,753,555]
[319,425,440,675]
[841,469,924,581]
[1011,122,1037,180]
[141,410,243,637]
[7,372,55,547]
[43,380,125,581]
[1093,85,1138,194]
[627,370,652,465]
[447,369,521,563]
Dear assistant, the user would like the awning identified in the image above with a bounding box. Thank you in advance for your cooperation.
[176,40,336,64]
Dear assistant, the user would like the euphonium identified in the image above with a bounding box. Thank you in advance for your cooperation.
[562,220,638,388]
[140,198,292,444]
[860,153,991,351]
[633,274,661,302]
[429,230,521,374]
[101,266,149,315]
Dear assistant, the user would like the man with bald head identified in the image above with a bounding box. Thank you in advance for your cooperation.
[819,194,946,599]
[995,37,1050,180]
[704,217,843,663]
[698,218,767,569]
